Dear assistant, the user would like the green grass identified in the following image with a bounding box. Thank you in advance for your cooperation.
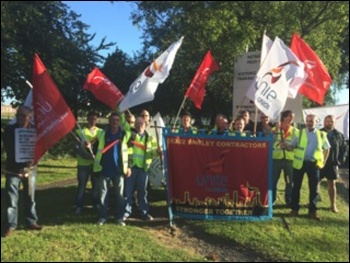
[1,157,349,262]
[184,179,349,262]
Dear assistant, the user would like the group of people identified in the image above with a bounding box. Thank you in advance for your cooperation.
[2,105,347,237]
[73,109,161,226]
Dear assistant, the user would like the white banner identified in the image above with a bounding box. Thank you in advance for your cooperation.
[303,104,349,140]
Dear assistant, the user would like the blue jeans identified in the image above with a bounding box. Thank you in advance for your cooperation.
[272,159,293,204]
[124,167,149,217]
[6,174,38,229]
[291,161,320,213]
[98,175,125,220]
[76,165,99,209]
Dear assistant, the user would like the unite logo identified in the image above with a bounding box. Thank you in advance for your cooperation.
[35,99,52,128]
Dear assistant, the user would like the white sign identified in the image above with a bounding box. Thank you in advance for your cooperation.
[15,128,36,162]
[303,104,349,140]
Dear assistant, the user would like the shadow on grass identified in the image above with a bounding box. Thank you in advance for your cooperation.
[1,185,173,236]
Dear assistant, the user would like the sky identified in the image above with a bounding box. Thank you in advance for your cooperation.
[3,1,349,105]
[65,1,143,57]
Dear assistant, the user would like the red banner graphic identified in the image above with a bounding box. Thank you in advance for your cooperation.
[166,136,272,219]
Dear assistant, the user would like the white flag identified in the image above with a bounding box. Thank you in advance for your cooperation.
[245,34,273,100]
[254,72,289,120]
[119,37,184,112]
[247,37,306,101]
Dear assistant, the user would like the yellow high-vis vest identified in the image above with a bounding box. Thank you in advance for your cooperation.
[76,127,103,166]
[93,128,131,174]
[272,126,299,160]
[293,129,327,169]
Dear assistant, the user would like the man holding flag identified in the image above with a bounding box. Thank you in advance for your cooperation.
[3,106,42,237]
[93,112,132,226]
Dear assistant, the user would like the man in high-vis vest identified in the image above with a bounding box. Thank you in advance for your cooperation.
[74,111,103,215]
[93,112,132,226]
[272,110,299,206]
[281,114,330,221]
[124,117,162,221]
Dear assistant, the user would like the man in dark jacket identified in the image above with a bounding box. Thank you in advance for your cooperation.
[320,115,347,213]
[3,106,42,237]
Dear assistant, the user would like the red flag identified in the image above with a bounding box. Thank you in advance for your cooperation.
[185,51,219,109]
[83,67,124,109]
[291,33,332,104]
[32,53,76,164]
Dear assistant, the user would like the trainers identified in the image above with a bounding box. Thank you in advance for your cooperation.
[27,224,43,231]
[141,214,154,221]
[116,219,126,226]
[97,218,106,225]
[308,212,321,221]
[289,210,299,216]
[75,207,82,215]
[4,227,15,237]
[123,213,130,221]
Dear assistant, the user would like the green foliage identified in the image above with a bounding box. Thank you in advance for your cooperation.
[129,1,348,116]
[1,1,115,114]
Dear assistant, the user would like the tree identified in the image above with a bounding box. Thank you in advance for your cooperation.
[1,1,115,115]
[130,1,349,118]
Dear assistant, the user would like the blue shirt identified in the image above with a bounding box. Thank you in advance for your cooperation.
[101,130,121,177]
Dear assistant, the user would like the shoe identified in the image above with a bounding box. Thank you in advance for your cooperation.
[141,214,154,221]
[116,219,126,226]
[75,207,82,215]
[331,207,339,213]
[4,227,15,237]
[28,224,43,231]
[97,218,106,225]
[289,210,299,216]
[308,212,321,221]
[123,213,130,221]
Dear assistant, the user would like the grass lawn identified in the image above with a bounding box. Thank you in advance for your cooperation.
[1,157,349,262]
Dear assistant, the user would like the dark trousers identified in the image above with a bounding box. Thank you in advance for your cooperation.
[291,161,320,213]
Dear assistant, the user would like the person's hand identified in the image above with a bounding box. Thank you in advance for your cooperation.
[85,141,92,149]
[274,122,281,130]
[125,168,132,178]
[280,142,288,150]
[157,146,162,155]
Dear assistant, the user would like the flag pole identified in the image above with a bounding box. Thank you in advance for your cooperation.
[232,95,246,122]
[76,122,95,159]
[172,96,187,130]
[253,106,258,135]
[153,120,174,226]
[253,30,268,135]
[25,80,33,89]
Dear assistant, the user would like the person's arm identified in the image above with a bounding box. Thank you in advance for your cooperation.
[280,135,298,151]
